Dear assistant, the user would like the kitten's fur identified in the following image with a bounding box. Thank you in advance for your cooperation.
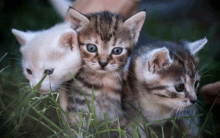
[123,38,207,137]
[12,22,81,94]
[61,8,146,128]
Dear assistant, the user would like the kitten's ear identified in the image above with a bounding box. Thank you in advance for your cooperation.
[12,29,36,46]
[186,37,207,55]
[124,11,146,44]
[148,47,172,73]
[67,7,90,30]
[59,29,78,50]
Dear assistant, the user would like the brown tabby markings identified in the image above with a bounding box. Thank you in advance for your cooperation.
[122,39,207,137]
[62,11,139,125]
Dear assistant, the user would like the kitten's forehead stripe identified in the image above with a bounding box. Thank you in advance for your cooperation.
[79,11,131,44]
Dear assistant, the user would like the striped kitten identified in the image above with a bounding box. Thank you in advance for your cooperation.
[122,38,207,137]
[12,22,81,94]
[60,8,146,128]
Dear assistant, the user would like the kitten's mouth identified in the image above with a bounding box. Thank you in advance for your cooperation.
[97,68,107,73]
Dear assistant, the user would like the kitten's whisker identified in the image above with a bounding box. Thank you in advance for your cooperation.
[200,69,211,76]
[196,100,207,105]
[174,106,180,121]
[166,103,179,117]
[199,57,213,73]
[200,75,213,78]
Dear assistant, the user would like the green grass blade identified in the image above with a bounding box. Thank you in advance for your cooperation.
[0,65,10,74]
[27,114,60,137]
[196,93,220,137]
[0,52,8,62]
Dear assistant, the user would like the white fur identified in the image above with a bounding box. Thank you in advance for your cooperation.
[12,22,81,94]
[186,37,208,55]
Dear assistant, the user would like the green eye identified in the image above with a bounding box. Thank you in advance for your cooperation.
[86,44,97,52]
[175,83,184,92]
[194,80,199,89]
[44,69,54,75]
[112,47,123,55]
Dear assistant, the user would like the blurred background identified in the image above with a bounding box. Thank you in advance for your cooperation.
[0,0,220,137]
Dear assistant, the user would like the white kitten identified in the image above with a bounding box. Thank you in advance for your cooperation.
[12,22,81,94]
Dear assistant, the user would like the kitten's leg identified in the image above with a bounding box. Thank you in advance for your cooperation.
[59,89,88,137]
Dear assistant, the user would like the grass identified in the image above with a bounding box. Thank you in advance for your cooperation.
[0,0,220,137]
[0,72,211,138]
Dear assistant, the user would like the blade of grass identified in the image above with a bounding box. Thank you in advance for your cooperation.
[27,114,60,138]
[103,112,110,138]
[32,107,62,132]
[196,93,220,137]
[0,94,49,131]
[30,107,46,137]
[0,65,10,74]
[70,73,92,113]
[0,52,8,62]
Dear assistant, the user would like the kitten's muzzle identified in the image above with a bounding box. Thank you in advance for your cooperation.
[190,99,197,104]
[98,60,108,68]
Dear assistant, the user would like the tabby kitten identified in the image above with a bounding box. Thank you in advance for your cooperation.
[60,8,146,128]
[122,38,207,137]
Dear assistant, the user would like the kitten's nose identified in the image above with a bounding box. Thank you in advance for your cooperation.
[190,98,197,104]
[98,60,108,68]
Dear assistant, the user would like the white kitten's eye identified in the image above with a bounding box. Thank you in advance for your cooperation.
[175,83,184,92]
[194,80,199,89]
[44,69,54,75]
[26,68,32,75]
[112,47,123,55]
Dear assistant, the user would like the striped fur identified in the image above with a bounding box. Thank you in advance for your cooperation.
[61,9,146,132]
[122,39,207,137]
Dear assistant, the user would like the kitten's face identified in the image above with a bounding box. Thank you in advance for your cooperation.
[78,19,132,73]
[12,28,81,94]
[141,62,200,111]
[134,39,207,114]
[68,10,146,74]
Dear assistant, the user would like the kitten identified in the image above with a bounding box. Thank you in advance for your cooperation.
[61,8,146,129]
[12,22,81,94]
[122,38,207,137]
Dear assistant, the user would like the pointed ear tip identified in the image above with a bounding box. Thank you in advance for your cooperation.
[68,6,75,11]
[64,29,77,34]
[203,37,208,42]
[161,47,169,52]
[138,11,146,17]
[11,29,19,35]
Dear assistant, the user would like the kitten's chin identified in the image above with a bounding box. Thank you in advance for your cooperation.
[96,69,108,74]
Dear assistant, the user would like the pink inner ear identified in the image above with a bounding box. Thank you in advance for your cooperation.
[148,50,170,73]
[153,52,170,70]
[59,32,78,49]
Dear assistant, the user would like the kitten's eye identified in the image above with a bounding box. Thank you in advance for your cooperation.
[112,47,123,55]
[86,44,97,52]
[194,80,199,89]
[175,83,185,92]
[44,69,54,75]
[26,68,32,75]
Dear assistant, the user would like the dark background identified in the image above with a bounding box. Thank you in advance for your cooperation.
[0,0,220,137]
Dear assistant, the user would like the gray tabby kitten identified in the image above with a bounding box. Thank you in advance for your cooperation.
[122,38,207,137]
[59,8,146,130]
